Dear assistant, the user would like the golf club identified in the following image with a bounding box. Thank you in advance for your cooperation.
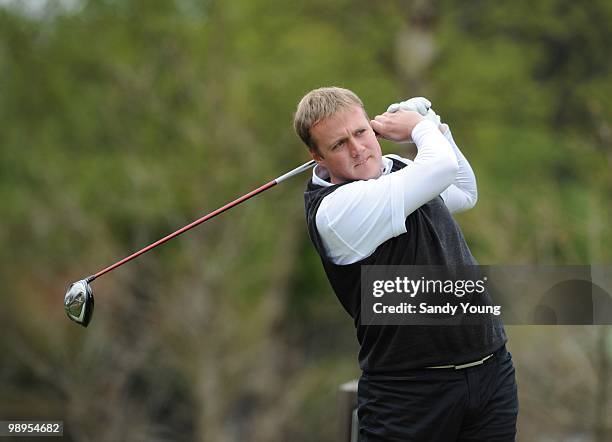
[64,159,316,327]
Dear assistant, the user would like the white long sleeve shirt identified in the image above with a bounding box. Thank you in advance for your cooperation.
[312,120,477,265]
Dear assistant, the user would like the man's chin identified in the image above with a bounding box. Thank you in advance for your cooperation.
[353,169,381,181]
[356,160,383,180]
[330,162,383,183]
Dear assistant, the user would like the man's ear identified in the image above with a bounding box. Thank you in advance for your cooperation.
[310,148,324,162]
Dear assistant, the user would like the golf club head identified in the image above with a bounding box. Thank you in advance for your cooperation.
[64,279,94,327]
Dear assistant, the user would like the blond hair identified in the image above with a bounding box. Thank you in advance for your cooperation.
[293,87,365,153]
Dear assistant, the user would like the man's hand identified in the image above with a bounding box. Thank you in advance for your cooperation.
[370,110,424,143]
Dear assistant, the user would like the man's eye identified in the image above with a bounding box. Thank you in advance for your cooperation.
[356,129,366,136]
[333,141,344,150]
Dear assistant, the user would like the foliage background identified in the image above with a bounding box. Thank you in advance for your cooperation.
[0,0,610,440]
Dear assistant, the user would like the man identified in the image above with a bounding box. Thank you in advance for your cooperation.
[294,87,518,441]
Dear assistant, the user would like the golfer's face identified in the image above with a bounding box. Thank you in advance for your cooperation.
[310,105,383,184]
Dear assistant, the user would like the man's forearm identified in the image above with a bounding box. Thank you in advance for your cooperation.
[444,129,477,201]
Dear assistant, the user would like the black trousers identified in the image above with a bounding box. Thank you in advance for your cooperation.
[358,346,518,441]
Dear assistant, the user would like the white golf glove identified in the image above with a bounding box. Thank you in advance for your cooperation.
[387,96,442,127]
[387,96,431,115]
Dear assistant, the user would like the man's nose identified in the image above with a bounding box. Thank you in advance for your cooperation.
[348,138,365,157]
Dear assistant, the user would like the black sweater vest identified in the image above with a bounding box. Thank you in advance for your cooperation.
[304,158,506,373]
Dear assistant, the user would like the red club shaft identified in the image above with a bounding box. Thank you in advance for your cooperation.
[87,160,315,283]
[90,180,276,281]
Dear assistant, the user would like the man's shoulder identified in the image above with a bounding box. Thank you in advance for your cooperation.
[304,179,346,217]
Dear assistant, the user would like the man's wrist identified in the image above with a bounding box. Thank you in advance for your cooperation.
[411,119,438,144]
